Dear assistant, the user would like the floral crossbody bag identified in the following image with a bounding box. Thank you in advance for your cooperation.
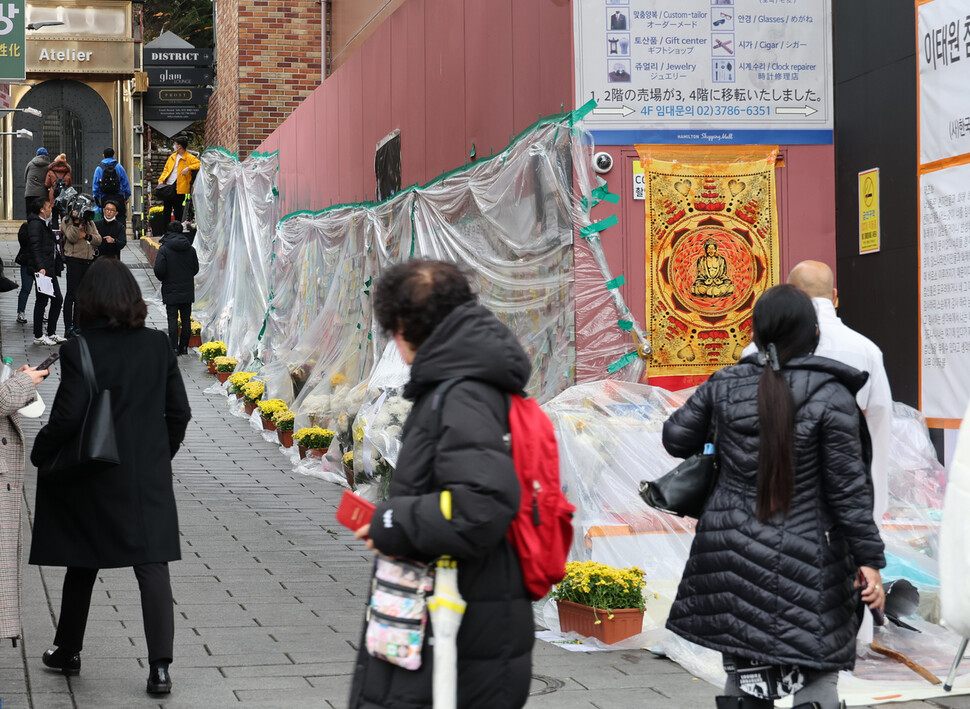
[365,554,434,670]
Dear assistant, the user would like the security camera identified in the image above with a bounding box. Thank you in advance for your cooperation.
[593,151,614,174]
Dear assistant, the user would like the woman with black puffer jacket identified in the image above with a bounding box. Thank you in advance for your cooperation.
[662,284,886,709]
[348,260,533,709]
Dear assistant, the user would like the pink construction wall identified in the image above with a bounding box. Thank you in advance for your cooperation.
[259,0,574,212]
[257,0,836,385]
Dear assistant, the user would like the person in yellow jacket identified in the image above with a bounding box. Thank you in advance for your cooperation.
[157,136,200,224]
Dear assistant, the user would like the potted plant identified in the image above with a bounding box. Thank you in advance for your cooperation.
[256,399,288,431]
[198,340,227,374]
[227,371,256,399]
[188,319,203,348]
[148,205,167,237]
[214,356,237,383]
[342,450,355,489]
[241,380,265,416]
[274,410,296,447]
[294,427,335,460]
[551,561,646,645]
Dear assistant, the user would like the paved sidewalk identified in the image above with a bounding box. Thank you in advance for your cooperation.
[0,239,965,708]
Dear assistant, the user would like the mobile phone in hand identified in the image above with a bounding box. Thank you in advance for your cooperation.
[36,352,59,372]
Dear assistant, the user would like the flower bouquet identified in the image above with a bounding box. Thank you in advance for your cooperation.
[274,410,296,447]
[342,450,355,488]
[241,380,265,416]
[295,427,335,461]
[551,561,646,645]
[227,371,256,399]
[256,398,288,431]
[213,356,237,383]
[199,340,227,373]
[189,319,203,347]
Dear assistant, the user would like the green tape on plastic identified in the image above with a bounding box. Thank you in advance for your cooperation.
[607,351,640,374]
[580,196,589,212]
[618,319,633,330]
[592,185,620,204]
[605,275,626,290]
[572,98,597,122]
[579,214,618,238]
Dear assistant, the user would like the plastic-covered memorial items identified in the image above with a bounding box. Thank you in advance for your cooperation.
[543,381,691,606]
[351,343,412,500]
[193,150,279,365]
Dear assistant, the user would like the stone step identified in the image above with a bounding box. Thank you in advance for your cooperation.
[0,220,22,241]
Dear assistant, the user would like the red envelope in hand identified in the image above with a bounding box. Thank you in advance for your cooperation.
[336,489,375,532]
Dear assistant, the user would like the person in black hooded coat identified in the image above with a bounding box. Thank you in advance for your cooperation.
[662,284,886,709]
[153,221,199,355]
[348,260,533,709]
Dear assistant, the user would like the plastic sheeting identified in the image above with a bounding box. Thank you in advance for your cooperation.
[194,149,280,363]
[194,109,648,484]
[539,379,966,695]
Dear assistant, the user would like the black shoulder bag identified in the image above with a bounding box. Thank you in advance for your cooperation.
[639,420,718,518]
[43,336,120,474]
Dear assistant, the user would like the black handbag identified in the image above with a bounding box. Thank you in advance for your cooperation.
[639,423,718,518]
[43,336,120,474]
[154,182,176,201]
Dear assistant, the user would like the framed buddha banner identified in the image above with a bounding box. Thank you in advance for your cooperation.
[637,146,780,381]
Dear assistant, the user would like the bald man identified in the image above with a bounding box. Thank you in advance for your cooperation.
[745,260,893,529]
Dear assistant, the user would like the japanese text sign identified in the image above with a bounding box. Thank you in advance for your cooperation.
[0,0,25,82]
[918,0,970,165]
[574,0,833,145]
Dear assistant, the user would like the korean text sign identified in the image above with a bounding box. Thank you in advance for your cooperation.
[918,0,970,165]
[0,0,24,82]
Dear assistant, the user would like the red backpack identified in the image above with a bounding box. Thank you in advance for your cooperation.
[432,379,575,600]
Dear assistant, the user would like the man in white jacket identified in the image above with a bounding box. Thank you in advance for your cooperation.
[744,260,893,526]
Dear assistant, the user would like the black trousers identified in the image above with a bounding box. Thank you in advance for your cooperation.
[63,257,93,333]
[53,563,174,664]
[166,303,192,351]
[161,195,185,224]
[33,274,62,339]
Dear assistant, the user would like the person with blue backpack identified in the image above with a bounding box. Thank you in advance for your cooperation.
[92,147,131,220]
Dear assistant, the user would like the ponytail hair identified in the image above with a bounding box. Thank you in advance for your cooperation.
[751,284,819,521]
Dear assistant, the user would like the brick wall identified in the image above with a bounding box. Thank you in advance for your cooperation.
[206,0,321,159]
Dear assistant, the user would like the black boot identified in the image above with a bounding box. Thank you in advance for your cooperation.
[42,647,81,675]
[147,661,172,694]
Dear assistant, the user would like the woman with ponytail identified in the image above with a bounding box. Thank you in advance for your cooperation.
[661,284,886,709]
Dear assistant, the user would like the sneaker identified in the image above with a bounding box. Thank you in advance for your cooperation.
[16,312,26,324]
[33,336,54,346]
[48,334,67,344]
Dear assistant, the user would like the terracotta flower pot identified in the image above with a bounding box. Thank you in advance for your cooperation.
[189,334,202,347]
[556,600,644,645]
[277,429,294,448]
[235,392,244,400]
[307,447,327,459]
[298,444,307,459]
[244,401,256,416]
[206,360,217,374]
[216,371,231,383]
[261,415,277,431]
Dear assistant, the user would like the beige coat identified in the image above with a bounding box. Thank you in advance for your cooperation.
[61,217,101,260]
[0,372,41,640]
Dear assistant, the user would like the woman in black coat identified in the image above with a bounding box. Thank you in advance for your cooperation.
[153,221,199,355]
[348,260,533,709]
[662,285,886,709]
[29,258,191,696]
[95,199,127,259]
